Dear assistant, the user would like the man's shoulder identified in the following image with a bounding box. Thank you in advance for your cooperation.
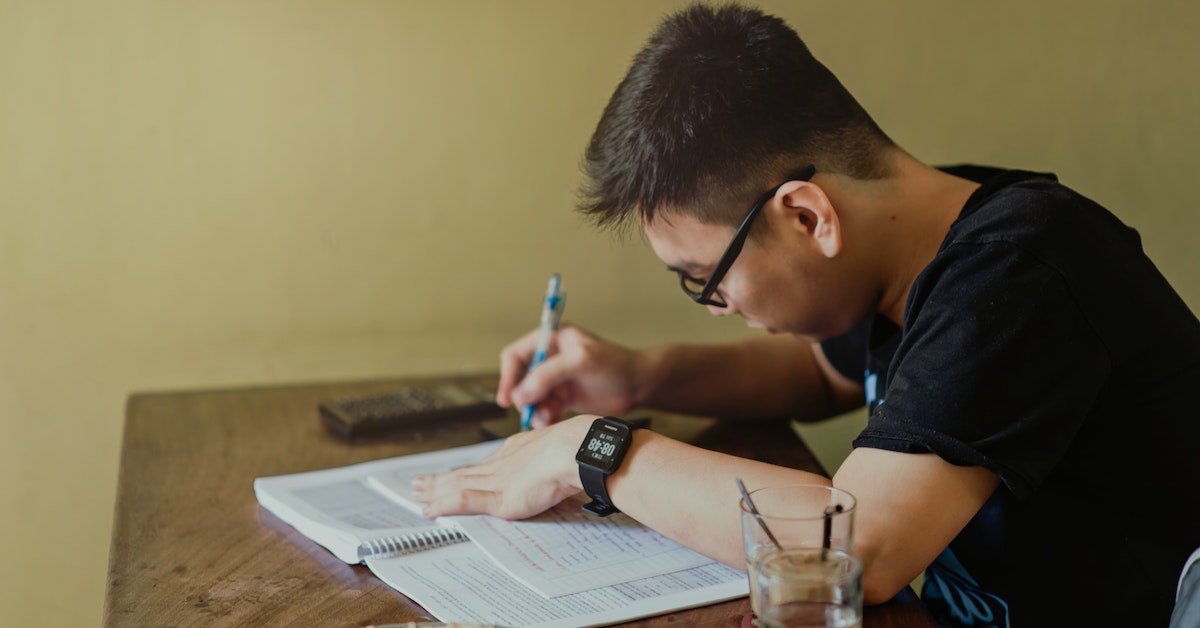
[937,165,1136,264]
[938,163,1062,199]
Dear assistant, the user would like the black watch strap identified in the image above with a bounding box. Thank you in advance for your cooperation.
[580,465,621,516]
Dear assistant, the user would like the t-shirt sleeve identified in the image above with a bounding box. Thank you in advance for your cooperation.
[852,240,1110,500]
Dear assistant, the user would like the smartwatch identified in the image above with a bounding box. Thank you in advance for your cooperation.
[575,416,643,516]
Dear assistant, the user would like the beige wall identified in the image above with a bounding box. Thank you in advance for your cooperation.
[2,1,1196,624]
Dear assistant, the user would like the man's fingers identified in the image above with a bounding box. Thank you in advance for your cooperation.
[497,327,551,407]
[413,471,501,518]
[511,351,577,407]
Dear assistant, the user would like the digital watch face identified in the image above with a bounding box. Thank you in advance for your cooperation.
[575,421,629,473]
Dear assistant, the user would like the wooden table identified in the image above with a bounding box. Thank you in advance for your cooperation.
[104,374,935,627]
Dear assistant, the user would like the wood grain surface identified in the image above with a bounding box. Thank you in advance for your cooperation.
[104,374,935,627]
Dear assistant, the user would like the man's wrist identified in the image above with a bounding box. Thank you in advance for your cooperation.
[557,415,597,491]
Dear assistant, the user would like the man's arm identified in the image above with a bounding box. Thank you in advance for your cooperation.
[608,430,999,604]
[501,325,864,425]
[415,415,998,606]
[831,448,999,602]
[636,334,864,420]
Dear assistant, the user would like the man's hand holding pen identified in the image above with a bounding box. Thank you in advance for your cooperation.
[497,325,646,429]
[416,273,657,520]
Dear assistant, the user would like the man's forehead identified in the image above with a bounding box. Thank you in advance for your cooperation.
[642,210,731,268]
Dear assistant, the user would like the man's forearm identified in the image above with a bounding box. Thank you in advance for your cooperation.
[634,334,842,420]
[606,428,831,567]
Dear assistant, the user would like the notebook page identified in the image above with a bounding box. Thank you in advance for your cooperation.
[290,478,428,530]
[255,452,479,563]
[448,498,712,597]
[366,541,747,628]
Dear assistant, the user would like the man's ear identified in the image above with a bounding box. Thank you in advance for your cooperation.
[774,180,842,258]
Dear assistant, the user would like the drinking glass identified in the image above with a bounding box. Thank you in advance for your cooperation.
[755,547,863,628]
[739,485,856,621]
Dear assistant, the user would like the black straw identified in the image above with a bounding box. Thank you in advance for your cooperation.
[821,503,844,562]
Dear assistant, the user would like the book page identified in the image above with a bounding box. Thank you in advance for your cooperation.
[366,541,747,628]
[290,477,429,531]
[254,444,499,563]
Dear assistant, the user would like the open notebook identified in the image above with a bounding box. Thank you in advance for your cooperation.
[254,440,746,627]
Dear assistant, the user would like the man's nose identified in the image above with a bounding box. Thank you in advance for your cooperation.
[706,300,736,316]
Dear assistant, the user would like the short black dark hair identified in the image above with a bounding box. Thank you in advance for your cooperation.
[579,3,895,230]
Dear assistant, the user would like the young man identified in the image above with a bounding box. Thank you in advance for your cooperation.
[412,4,1200,625]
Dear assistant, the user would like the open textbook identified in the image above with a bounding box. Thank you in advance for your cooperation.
[254,440,747,627]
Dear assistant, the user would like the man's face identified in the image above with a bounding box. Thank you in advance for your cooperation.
[643,210,847,340]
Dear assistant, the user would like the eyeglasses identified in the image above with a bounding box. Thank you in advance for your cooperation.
[678,164,817,307]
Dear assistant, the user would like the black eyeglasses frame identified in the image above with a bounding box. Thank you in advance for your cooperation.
[679,164,817,307]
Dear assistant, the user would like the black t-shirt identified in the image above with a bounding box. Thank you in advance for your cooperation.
[822,166,1200,627]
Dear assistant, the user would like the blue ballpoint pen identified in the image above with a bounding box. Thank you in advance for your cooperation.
[520,273,565,430]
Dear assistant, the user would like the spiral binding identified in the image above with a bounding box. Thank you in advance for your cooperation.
[357,528,468,561]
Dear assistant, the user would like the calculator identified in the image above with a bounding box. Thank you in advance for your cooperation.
[318,381,506,438]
